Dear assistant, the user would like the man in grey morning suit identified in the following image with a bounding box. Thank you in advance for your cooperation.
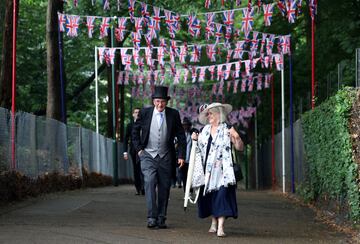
[132,86,186,229]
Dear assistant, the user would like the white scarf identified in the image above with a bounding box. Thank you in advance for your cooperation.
[197,123,236,193]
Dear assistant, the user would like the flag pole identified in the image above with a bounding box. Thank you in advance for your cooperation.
[95,46,100,173]
[11,0,18,170]
[271,73,275,189]
[281,54,286,193]
[311,8,315,109]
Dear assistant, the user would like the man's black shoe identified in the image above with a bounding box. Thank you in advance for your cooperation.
[141,189,145,195]
[147,219,157,229]
[158,218,167,229]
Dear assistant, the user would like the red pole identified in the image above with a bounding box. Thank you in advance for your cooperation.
[271,75,276,189]
[311,18,315,110]
[11,0,17,170]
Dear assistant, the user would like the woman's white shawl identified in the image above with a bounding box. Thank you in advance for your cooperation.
[191,123,236,194]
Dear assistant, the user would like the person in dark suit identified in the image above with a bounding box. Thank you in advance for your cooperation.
[132,86,186,229]
[123,107,144,195]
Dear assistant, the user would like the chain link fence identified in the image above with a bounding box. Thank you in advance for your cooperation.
[0,107,133,181]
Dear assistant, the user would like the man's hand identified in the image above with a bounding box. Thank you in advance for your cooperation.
[178,158,185,168]
[138,150,144,157]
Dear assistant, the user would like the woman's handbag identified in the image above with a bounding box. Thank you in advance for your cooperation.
[232,146,243,182]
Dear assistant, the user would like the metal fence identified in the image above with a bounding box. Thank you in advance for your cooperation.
[0,107,134,180]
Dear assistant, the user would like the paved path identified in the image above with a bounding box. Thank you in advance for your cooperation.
[0,185,350,243]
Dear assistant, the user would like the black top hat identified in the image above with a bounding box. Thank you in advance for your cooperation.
[152,86,171,100]
[182,117,192,126]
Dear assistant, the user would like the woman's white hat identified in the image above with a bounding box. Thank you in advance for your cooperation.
[198,102,232,125]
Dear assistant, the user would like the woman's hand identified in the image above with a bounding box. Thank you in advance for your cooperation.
[229,127,244,151]
[191,132,199,141]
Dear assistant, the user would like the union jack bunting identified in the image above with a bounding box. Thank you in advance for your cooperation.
[215,24,223,44]
[297,0,303,15]
[217,65,224,81]
[241,7,254,33]
[124,71,130,85]
[204,0,211,8]
[117,71,124,85]
[138,57,144,72]
[248,73,254,92]
[191,66,197,83]
[188,15,201,38]
[241,78,247,92]
[144,47,152,66]
[234,41,245,59]
[86,16,95,38]
[170,40,179,57]
[158,47,165,66]
[224,63,232,80]
[66,15,80,37]
[207,44,217,62]
[256,74,263,90]
[134,17,144,35]
[58,13,66,32]
[141,2,150,23]
[132,32,141,50]
[250,31,259,54]
[277,0,287,16]
[252,58,260,69]
[154,70,159,84]
[233,80,239,93]
[120,49,127,65]
[280,35,291,54]
[152,7,161,30]
[190,45,201,63]
[208,65,216,80]
[264,73,272,88]
[205,13,215,41]
[146,18,158,41]
[218,81,224,95]
[174,70,181,84]
[226,49,233,63]
[309,0,317,19]
[133,49,140,65]
[263,4,274,26]
[183,69,189,83]
[124,54,133,71]
[286,0,297,23]
[199,67,206,82]
[128,0,135,22]
[115,17,127,42]
[223,10,235,29]
[244,60,251,76]
[106,48,116,66]
[100,17,110,39]
[235,62,241,78]
[225,27,232,44]
[274,54,283,70]
[179,46,187,64]
[98,47,106,64]
[260,33,267,53]
[266,34,275,56]
[103,0,110,10]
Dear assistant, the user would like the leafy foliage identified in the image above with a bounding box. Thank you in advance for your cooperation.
[301,87,359,223]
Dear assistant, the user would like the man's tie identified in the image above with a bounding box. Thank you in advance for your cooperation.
[159,112,164,127]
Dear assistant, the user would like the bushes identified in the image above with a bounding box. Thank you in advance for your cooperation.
[0,169,112,204]
[301,87,360,223]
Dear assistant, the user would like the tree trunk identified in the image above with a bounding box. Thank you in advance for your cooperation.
[46,0,64,121]
[0,0,19,109]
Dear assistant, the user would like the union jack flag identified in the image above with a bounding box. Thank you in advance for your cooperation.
[241,7,254,33]
[233,80,239,94]
[263,4,274,26]
[174,70,181,84]
[223,10,235,29]
[208,65,216,80]
[115,17,127,42]
[138,57,144,72]
[225,27,232,44]
[100,17,110,39]
[309,0,317,20]
[58,13,66,32]
[124,54,133,71]
[106,48,116,66]
[286,0,297,23]
[266,34,275,56]
[264,73,272,88]
[235,62,241,78]
[103,0,110,10]
[250,31,259,54]
[183,69,189,83]
[217,65,224,81]
[153,7,161,31]
[218,81,224,95]
[98,47,106,64]
[199,67,206,82]
[66,15,80,37]
[179,46,187,64]
[86,16,96,38]
[141,2,150,23]
[188,15,201,38]
[274,54,283,70]
[215,23,223,44]
[206,44,216,62]
[241,78,247,92]
[164,10,177,38]
[277,0,287,16]
[146,18,158,41]
[244,60,251,76]
[191,66,197,83]
[134,17,144,35]
[297,0,303,15]
[190,45,201,63]
[160,38,168,54]
[204,0,211,8]
[248,73,254,92]
[170,40,179,57]
[132,32,141,50]
[256,74,263,90]
[158,47,165,66]
[205,13,215,41]
[226,49,233,63]
[233,41,245,59]
[133,49,140,65]
[145,47,152,66]
[260,33,267,53]
[280,35,291,54]
[224,63,232,80]
[128,0,135,22]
